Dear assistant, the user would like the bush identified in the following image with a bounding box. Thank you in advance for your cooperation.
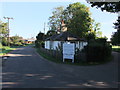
[83,38,112,62]
[35,40,44,48]
[15,42,23,46]
[95,38,107,45]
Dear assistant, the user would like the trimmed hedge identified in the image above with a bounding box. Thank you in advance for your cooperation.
[83,38,112,62]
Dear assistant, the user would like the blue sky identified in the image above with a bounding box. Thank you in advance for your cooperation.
[0,1,118,40]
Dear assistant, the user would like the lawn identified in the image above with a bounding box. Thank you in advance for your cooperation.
[0,43,34,56]
[112,46,120,53]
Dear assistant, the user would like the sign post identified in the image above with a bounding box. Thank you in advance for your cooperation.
[63,43,75,63]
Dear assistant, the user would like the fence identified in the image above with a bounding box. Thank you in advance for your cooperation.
[39,47,63,61]
[39,47,87,63]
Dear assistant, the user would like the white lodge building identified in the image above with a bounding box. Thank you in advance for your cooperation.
[45,32,88,51]
[45,20,88,51]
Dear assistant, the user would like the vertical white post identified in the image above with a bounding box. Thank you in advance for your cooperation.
[72,58,74,63]
[63,58,64,62]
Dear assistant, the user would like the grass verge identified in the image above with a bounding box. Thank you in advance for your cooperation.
[0,46,22,56]
[36,48,113,66]
[112,46,120,53]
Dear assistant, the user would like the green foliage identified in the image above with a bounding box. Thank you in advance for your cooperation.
[63,2,93,38]
[35,40,44,48]
[47,2,97,38]
[19,40,25,44]
[83,38,112,62]
[92,22,102,38]
[11,35,19,44]
[14,42,23,46]
[87,1,120,13]
[0,21,8,37]
[111,17,120,45]
[0,21,25,47]
[48,6,64,31]
[86,32,96,42]
[0,46,16,55]
[10,35,24,46]
[35,32,45,48]
[36,32,44,41]
[111,30,120,45]
[46,30,57,38]
[1,37,8,46]
[96,31,102,38]
[0,21,9,46]
[88,1,120,45]
[87,0,120,45]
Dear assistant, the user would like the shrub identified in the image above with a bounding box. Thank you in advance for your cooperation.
[95,38,107,45]
[35,40,44,48]
[83,38,112,62]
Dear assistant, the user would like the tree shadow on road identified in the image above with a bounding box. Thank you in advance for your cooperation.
[1,49,119,88]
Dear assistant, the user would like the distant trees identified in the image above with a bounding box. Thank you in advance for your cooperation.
[0,20,25,46]
[111,16,120,45]
[10,35,24,46]
[87,1,120,45]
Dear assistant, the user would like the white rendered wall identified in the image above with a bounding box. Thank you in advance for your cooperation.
[45,41,88,51]
[45,41,50,49]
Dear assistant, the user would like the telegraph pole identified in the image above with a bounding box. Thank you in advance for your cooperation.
[3,17,13,46]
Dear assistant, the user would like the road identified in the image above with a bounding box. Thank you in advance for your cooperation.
[1,45,119,88]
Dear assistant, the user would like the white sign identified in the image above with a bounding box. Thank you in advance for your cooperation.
[63,43,75,63]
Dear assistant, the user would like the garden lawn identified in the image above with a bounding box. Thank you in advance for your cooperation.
[112,46,120,53]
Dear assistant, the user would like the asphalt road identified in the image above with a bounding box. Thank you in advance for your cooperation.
[2,45,119,88]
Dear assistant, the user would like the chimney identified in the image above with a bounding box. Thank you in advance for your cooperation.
[61,19,67,32]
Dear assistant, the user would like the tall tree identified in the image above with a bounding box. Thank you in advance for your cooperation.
[87,0,120,43]
[48,6,64,32]
[0,21,8,46]
[0,21,8,37]
[111,16,120,45]
[92,22,102,38]
[63,2,93,38]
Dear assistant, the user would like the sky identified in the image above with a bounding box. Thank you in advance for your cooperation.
[0,0,118,40]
